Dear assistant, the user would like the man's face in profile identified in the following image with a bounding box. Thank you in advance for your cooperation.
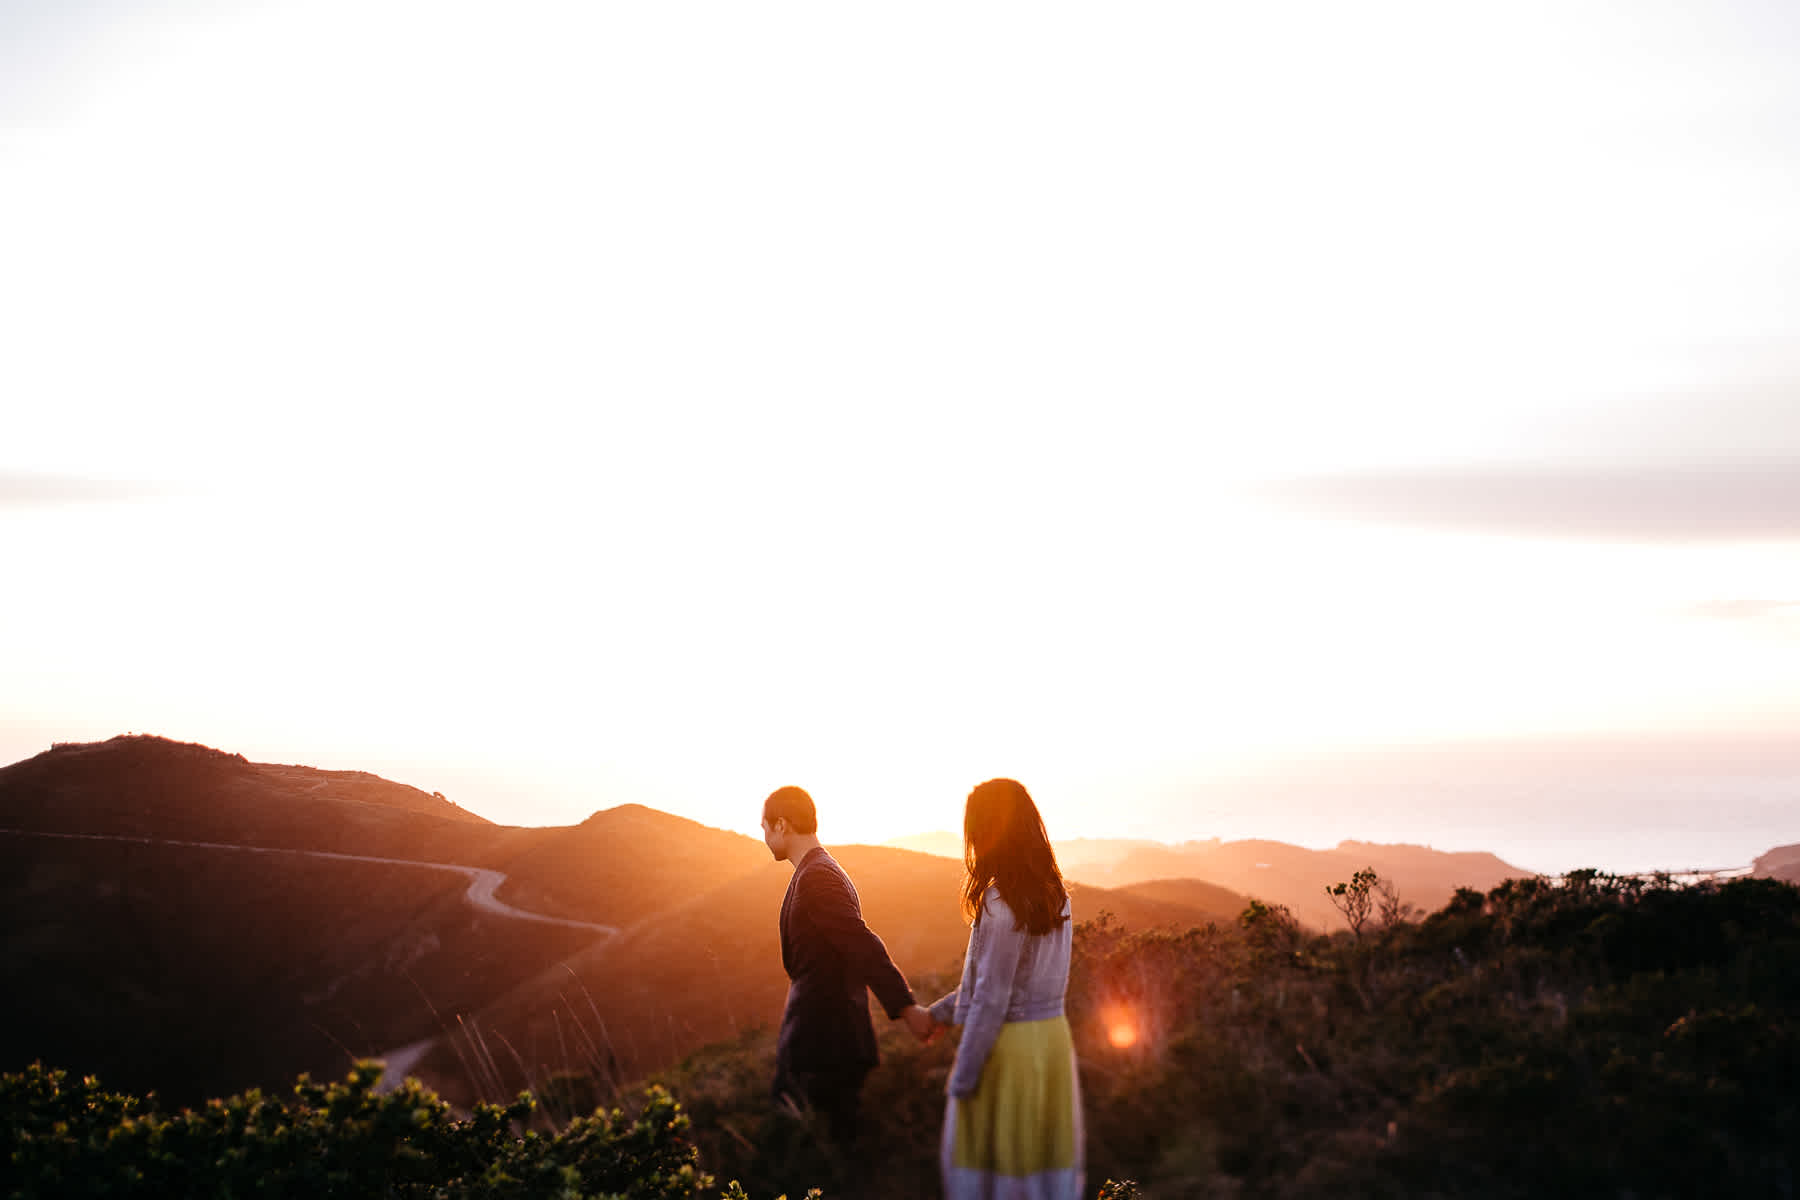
[761,810,788,862]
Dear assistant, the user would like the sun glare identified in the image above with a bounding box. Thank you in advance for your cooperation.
[1104,1007,1139,1050]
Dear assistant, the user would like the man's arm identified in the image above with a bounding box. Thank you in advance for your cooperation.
[798,865,917,1018]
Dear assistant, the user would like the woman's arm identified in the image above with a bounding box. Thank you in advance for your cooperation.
[945,893,1027,1098]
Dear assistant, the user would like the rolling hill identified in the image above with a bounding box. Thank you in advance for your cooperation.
[1097,838,1526,929]
[891,830,1527,930]
[0,831,600,1103]
[0,736,606,1102]
[485,804,771,926]
[1111,876,1256,923]
[403,838,1250,1107]
[0,734,542,866]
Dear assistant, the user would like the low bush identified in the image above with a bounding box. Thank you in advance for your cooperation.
[1,1062,711,1200]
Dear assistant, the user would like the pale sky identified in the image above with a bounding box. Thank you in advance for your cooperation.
[5,1,1799,875]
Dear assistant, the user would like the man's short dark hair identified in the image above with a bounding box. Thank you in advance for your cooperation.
[764,786,818,835]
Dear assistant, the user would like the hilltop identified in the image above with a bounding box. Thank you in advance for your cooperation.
[487,803,771,926]
[0,734,518,864]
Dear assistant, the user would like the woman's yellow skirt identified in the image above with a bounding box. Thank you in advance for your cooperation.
[941,1015,1084,1200]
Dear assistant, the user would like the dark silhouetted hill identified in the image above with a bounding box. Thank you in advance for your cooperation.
[0,734,547,866]
[0,833,599,1104]
[0,737,832,1104]
[487,803,770,926]
[0,736,597,1101]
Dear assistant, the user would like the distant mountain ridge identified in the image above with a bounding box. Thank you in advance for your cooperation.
[888,831,1529,930]
[1755,842,1800,884]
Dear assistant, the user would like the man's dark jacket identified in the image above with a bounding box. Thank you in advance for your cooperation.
[776,847,916,1078]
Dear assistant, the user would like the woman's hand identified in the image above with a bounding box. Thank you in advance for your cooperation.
[901,1004,939,1044]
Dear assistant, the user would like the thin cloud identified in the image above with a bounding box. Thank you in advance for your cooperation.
[1684,598,1800,623]
[1257,461,1800,543]
[0,473,180,509]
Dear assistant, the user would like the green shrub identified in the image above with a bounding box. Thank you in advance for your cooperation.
[1,1062,713,1200]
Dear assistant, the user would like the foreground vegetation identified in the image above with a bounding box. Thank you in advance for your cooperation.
[2,1063,723,1200]
[7,871,1796,1198]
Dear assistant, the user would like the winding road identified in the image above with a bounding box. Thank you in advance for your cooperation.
[0,827,620,935]
[5,826,623,1093]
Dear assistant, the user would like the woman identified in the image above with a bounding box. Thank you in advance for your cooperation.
[928,778,1083,1200]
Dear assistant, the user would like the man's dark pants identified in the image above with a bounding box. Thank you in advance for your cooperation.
[773,1064,871,1145]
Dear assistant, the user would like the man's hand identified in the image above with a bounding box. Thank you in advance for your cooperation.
[901,1004,937,1044]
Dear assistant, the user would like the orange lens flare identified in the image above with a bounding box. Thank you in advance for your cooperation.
[1101,1004,1139,1049]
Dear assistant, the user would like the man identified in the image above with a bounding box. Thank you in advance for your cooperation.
[761,784,933,1143]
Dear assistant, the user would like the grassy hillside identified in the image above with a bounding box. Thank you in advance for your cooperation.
[406,843,1238,1109]
[0,736,618,1104]
[0,834,601,1105]
[651,870,1800,1199]
[1113,877,1250,924]
[489,804,770,926]
[9,869,1793,1198]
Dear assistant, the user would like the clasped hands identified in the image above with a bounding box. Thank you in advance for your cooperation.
[900,1004,941,1045]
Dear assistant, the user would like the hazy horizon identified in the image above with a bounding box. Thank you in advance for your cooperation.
[5,726,1794,880]
[5,3,1798,884]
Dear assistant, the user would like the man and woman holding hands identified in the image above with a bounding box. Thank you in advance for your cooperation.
[762,778,1083,1200]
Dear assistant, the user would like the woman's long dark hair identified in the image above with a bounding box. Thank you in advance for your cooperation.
[960,778,1069,935]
